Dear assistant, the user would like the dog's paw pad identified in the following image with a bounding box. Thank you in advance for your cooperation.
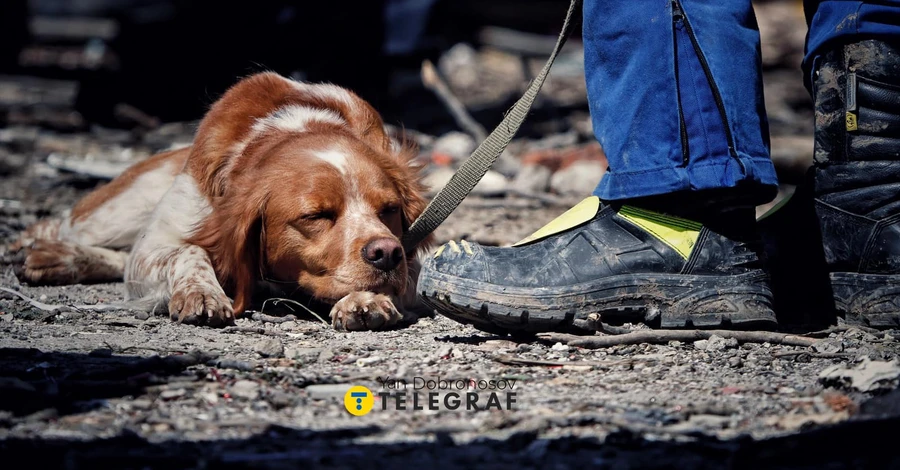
[169,283,234,327]
[330,292,401,331]
[22,240,80,284]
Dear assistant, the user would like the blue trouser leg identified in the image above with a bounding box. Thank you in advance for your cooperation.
[803,1,900,91]
[584,0,778,202]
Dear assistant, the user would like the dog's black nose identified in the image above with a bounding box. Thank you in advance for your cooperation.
[362,238,404,271]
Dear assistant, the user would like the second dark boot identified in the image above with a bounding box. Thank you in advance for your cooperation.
[812,39,900,328]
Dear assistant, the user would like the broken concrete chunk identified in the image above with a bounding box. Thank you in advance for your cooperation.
[813,338,844,354]
[254,338,284,358]
[819,358,900,393]
[231,380,261,400]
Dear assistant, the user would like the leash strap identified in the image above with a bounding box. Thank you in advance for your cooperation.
[401,0,583,253]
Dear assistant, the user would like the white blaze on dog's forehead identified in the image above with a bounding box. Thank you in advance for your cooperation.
[285,78,356,109]
[313,148,350,174]
[251,105,344,134]
[225,105,345,185]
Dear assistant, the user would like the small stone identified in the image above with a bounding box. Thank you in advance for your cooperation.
[266,390,297,409]
[432,132,476,161]
[318,349,335,363]
[159,388,186,400]
[438,43,480,87]
[550,342,570,352]
[251,400,272,412]
[254,338,284,358]
[284,347,322,363]
[813,338,844,354]
[694,340,709,351]
[199,392,219,404]
[133,310,151,321]
[356,356,383,367]
[130,399,153,410]
[471,170,508,196]
[422,167,455,193]
[549,160,606,196]
[305,384,351,401]
[705,335,734,352]
[511,164,551,194]
[728,356,743,368]
[231,380,261,400]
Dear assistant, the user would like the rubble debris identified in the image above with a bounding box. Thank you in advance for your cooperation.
[254,338,285,359]
[819,358,900,393]
[421,60,487,142]
[539,329,817,349]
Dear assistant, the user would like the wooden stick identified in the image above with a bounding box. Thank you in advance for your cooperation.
[772,351,853,360]
[251,312,297,324]
[494,354,648,369]
[537,329,817,349]
[420,59,487,142]
[802,324,882,337]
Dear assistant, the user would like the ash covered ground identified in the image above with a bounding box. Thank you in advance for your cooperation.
[1,2,900,468]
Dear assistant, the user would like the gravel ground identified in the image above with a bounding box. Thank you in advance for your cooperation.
[1,158,900,469]
[0,14,898,464]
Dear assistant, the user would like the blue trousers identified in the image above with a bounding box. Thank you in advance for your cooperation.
[585,0,900,202]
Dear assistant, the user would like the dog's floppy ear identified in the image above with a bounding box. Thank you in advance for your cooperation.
[390,135,432,254]
[188,192,266,316]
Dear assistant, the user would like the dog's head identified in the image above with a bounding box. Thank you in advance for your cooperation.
[189,91,428,315]
[259,131,427,304]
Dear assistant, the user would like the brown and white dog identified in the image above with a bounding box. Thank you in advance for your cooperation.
[14,72,431,330]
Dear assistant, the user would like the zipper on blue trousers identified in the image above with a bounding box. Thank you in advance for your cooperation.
[671,0,746,173]
[672,3,690,166]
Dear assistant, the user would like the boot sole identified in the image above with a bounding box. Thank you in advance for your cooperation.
[418,270,777,333]
[831,272,900,328]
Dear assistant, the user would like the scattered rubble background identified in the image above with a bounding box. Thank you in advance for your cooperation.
[1,1,898,468]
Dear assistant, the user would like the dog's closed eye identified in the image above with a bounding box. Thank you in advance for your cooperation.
[301,210,337,222]
[379,204,400,219]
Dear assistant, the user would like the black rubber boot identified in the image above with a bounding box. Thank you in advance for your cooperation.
[812,39,900,328]
[418,197,777,333]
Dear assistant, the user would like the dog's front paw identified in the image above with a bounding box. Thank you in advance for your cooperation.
[330,292,401,331]
[169,283,234,327]
[22,240,81,284]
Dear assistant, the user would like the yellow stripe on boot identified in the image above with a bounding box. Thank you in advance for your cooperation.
[618,205,701,259]
[513,196,601,247]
